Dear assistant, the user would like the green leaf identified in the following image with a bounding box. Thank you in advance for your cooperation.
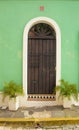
[55,79,78,101]
[2,81,24,101]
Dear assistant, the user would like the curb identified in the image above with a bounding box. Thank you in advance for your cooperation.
[0,118,79,125]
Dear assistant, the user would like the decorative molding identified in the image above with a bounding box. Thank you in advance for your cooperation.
[28,94,56,101]
[28,23,56,38]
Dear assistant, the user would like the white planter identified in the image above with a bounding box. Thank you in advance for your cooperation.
[63,97,72,108]
[9,97,19,111]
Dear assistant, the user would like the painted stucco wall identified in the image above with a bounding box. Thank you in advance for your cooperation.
[0,0,79,90]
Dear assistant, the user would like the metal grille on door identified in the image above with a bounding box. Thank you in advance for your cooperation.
[28,23,56,100]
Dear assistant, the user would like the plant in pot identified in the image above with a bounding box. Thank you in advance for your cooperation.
[56,79,78,108]
[2,81,24,111]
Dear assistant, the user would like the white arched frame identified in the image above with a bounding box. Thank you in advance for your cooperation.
[23,17,61,96]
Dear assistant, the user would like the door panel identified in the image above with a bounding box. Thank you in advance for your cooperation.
[28,38,56,94]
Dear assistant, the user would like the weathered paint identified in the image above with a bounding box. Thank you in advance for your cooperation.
[0,0,79,90]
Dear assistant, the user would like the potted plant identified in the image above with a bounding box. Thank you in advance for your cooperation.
[2,81,24,111]
[56,79,78,108]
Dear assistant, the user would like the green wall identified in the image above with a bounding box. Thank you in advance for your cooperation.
[0,0,79,90]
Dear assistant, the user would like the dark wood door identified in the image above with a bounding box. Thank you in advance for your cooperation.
[28,23,56,94]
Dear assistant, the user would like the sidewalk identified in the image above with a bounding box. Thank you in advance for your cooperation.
[0,105,79,118]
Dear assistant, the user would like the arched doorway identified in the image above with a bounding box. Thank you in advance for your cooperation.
[28,23,56,100]
[23,17,61,102]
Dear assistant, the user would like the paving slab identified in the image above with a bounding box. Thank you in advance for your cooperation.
[64,109,79,117]
[51,110,65,118]
[32,110,51,118]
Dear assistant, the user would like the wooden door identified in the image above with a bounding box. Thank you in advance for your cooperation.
[28,23,56,94]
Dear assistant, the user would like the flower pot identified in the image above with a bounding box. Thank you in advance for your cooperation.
[63,97,72,108]
[9,97,19,111]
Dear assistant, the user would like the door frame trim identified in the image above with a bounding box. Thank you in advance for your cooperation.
[23,17,61,98]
